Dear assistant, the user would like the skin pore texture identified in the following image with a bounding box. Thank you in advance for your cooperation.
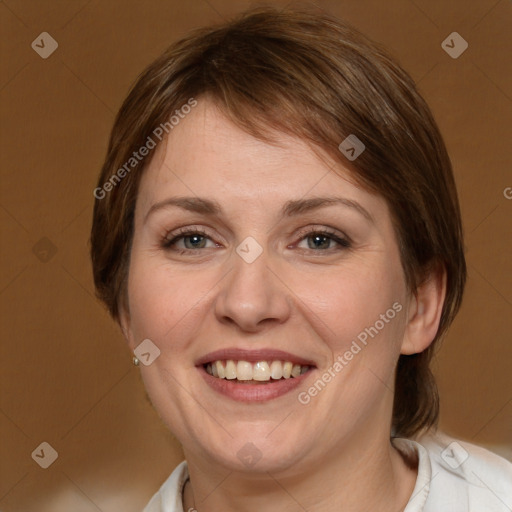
[120,99,446,511]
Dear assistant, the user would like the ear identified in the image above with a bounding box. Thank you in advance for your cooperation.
[118,300,136,350]
[401,264,447,355]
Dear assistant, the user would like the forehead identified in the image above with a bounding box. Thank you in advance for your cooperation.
[136,99,383,217]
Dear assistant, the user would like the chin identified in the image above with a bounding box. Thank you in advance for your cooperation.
[195,424,314,474]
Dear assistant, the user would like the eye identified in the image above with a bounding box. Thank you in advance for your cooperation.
[295,228,351,251]
[161,226,351,254]
[162,228,218,252]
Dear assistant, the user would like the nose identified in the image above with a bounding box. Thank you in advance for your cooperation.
[214,246,292,333]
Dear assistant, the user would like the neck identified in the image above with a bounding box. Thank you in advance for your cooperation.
[183,429,417,512]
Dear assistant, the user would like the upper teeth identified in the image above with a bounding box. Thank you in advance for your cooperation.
[205,360,309,381]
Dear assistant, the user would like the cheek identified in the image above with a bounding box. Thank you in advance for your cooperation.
[126,256,217,348]
[291,267,407,418]
[290,259,407,361]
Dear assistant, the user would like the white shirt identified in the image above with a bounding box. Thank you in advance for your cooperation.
[143,432,512,511]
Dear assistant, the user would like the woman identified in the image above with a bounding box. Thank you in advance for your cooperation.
[90,7,511,511]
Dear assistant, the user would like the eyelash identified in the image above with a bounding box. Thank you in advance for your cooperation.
[161,226,351,254]
[162,227,212,252]
[293,227,351,252]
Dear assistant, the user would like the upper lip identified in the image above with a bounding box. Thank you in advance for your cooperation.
[196,348,317,367]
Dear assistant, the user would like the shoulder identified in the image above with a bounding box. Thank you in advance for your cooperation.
[399,431,512,512]
[142,461,189,512]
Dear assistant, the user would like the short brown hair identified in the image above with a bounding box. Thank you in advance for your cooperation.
[90,6,466,438]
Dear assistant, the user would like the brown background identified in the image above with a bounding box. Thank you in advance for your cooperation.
[1,0,511,511]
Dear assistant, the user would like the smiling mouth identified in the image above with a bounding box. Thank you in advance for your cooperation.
[204,360,311,383]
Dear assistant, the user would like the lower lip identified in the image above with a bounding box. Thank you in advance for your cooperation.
[198,366,313,402]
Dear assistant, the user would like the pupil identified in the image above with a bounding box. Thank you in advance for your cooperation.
[310,235,329,249]
[186,235,205,249]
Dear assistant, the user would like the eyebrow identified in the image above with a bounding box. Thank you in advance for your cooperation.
[144,195,373,224]
[282,196,373,222]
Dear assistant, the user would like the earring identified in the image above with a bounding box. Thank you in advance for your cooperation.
[133,356,140,366]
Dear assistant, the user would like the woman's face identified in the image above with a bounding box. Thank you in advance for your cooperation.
[121,99,413,473]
